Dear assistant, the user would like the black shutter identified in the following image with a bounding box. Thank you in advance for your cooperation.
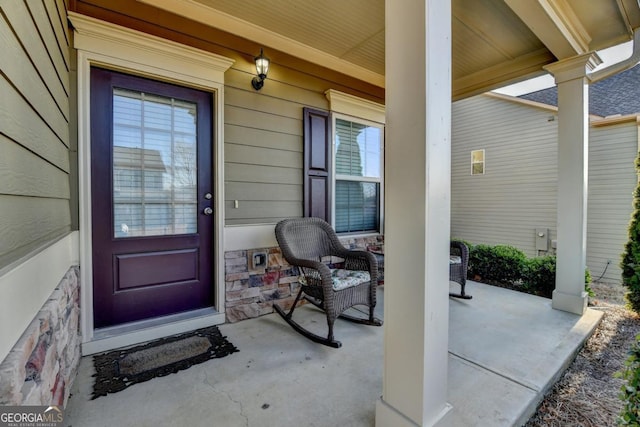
[303,107,331,222]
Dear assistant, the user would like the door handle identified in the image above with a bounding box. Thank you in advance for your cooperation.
[203,207,213,215]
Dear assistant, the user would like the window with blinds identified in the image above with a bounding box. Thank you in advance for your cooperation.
[112,88,198,238]
[334,118,383,233]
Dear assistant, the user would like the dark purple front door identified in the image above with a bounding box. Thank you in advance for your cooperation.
[90,67,214,328]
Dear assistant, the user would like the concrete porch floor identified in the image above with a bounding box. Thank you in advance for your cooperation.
[64,281,602,427]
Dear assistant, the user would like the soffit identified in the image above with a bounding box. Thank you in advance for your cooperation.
[192,0,548,81]
[452,0,547,80]
[113,0,640,97]
[152,0,554,94]
[567,0,636,50]
[194,0,386,75]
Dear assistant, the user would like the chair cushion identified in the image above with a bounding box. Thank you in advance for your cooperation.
[330,269,371,291]
[449,256,462,265]
[298,269,371,291]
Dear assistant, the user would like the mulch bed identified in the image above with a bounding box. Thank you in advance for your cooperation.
[524,282,640,426]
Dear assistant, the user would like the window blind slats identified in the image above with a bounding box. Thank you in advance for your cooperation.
[334,117,382,233]
[112,88,198,238]
[335,181,379,233]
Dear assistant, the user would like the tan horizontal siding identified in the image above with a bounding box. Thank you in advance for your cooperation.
[2,1,70,100]
[224,69,329,111]
[224,77,326,225]
[51,0,70,47]
[226,163,303,185]
[0,11,69,141]
[225,104,302,136]
[225,182,302,202]
[0,69,69,171]
[224,65,368,108]
[0,0,71,269]
[0,195,71,266]
[0,135,70,199]
[42,0,69,66]
[224,200,302,224]
[226,86,309,120]
[225,143,302,168]
[24,0,69,76]
[225,124,301,152]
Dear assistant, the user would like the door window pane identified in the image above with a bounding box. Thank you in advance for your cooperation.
[113,88,198,238]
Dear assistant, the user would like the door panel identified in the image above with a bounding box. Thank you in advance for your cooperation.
[114,249,198,290]
[91,67,214,328]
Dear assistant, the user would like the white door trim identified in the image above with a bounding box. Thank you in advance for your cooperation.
[70,12,233,352]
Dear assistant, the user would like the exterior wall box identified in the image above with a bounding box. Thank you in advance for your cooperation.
[536,228,549,251]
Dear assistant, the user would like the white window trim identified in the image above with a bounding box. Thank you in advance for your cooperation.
[325,89,385,124]
[70,12,234,353]
[331,113,385,235]
[325,90,385,236]
[471,149,486,175]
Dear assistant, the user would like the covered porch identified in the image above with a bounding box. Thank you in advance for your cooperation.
[1,0,638,424]
[64,281,602,426]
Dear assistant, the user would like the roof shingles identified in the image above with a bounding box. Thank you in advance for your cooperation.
[519,64,640,117]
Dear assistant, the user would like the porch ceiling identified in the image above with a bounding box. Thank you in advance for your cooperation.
[125,0,640,98]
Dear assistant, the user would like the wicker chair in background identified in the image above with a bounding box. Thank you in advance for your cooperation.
[273,217,382,348]
[449,240,472,299]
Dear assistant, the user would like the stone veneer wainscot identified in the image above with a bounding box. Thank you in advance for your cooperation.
[0,267,80,406]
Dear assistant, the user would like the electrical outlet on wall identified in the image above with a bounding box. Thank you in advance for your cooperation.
[247,249,268,272]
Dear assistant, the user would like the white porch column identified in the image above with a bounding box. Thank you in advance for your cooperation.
[544,53,601,315]
[375,0,452,426]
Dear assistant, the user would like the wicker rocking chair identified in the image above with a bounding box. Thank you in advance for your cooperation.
[449,240,472,299]
[273,217,382,348]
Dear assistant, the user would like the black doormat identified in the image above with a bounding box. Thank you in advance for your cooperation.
[91,326,238,399]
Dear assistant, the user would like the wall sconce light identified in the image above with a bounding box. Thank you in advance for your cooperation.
[251,48,270,91]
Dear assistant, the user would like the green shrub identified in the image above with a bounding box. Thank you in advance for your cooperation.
[522,256,556,297]
[493,245,527,283]
[585,268,594,297]
[617,334,640,425]
[468,247,595,298]
[468,244,526,284]
[468,244,492,279]
[621,153,640,314]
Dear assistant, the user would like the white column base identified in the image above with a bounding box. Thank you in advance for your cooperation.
[552,289,588,315]
[376,398,452,427]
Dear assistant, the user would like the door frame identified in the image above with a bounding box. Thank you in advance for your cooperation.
[71,13,234,354]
